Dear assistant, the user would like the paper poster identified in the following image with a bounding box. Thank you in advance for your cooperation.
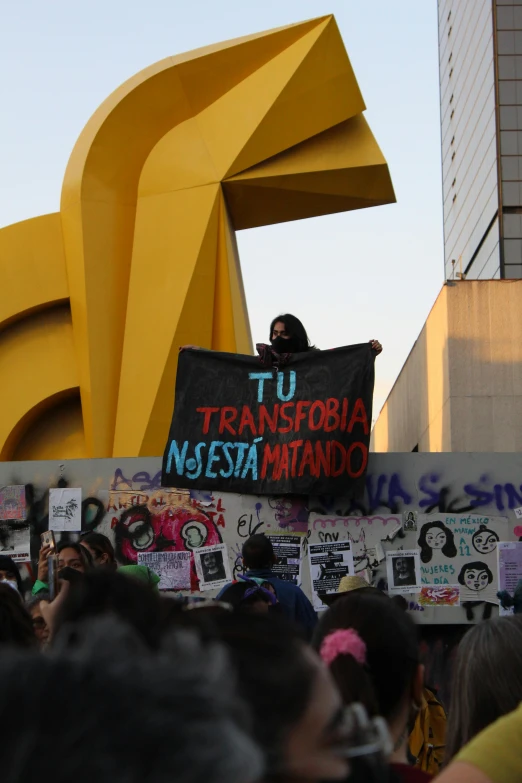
[386,550,422,594]
[138,551,191,591]
[416,513,508,604]
[267,534,302,583]
[49,488,82,532]
[514,507,522,520]
[403,510,418,532]
[498,542,522,615]
[0,485,26,521]
[309,514,402,574]
[308,541,355,611]
[418,585,460,607]
[194,543,231,592]
[0,520,31,562]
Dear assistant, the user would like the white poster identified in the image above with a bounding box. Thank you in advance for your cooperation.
[194,543,231,592]
[49,488,82,532]
[308,514,402,574]
[416,513,508,604]
[0,520,31,562]
[386,550,422,594]
[138,551,191,591]
[308,541,355,611]
[267,534,302,584]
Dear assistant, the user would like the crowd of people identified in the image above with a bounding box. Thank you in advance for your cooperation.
[0,527,520,783]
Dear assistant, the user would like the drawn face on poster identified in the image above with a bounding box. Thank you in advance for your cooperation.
[417,521,457,563]
[472,525,499,555]
[458,561,493,594]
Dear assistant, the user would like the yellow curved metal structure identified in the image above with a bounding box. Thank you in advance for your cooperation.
[0,15,395,460]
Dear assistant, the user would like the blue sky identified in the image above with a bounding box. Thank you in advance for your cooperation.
[0,0,443,419]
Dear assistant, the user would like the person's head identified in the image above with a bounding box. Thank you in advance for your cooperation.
[51,569,166,649]
[25,594,50,648]
[0,584,37,649]
[445,615,522,762]
[269,314,312,354]
[0,555,23,594]
[242,534,276,570]
[0,620,262,783]
[57,541,92,573]
[472,525,499,555]
[215,612,349,782]
[219,580,276,615]
[457,561,493,592]
[313,592,422,746]
[417,521,457,563]
[80,532,117,569]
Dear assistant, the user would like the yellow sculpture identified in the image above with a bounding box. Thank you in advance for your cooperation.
[0,15,395,461]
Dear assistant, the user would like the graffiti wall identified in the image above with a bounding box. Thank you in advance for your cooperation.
[2,452,521,625]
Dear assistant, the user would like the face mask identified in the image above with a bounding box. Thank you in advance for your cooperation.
[271,335,301,354]
[1,579,19,593]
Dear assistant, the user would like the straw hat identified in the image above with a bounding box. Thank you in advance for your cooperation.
[318,574,374,607]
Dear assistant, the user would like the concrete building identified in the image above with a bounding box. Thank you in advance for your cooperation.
[439,0,522,280]
[371,280,522,452]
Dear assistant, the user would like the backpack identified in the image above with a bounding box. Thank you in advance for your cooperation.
[408,687,447,776]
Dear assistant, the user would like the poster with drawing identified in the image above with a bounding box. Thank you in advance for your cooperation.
[308,514,402,576]
[497,542,522,616]
[387,550,422,594]
[267,535,302,583]
[418,585,460,607]
[138,551,191,591]
[0,520,31,562]
[0,485,26,521]
[49,488,82,532]
[416,513,508,604]
[194,543,231,591]
[308,541,355,611]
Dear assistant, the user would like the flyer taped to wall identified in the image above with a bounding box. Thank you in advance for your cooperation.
[498,542,522,616]
[49,488,82,532]
[267,534,302,583]
[138,551,191,591]
[416,513,508,604]
[0,520,31,562]
[194,543,231,591]
[308,541,355,611]
[386,550,422,595]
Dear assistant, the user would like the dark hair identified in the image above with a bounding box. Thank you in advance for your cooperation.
[80,532,116,568]
[313,592,419,722]
[242,534,274,570]
[220,581,272,611]
[0,584,37,649]
[269,314,314,352]
[457,561,493,586]
[214,612,315,770]
[417,521,457,564]
[57,541,93,570]
[52,569,167,650]
[0,556,23,593]
[0,622,261,783]
[472,525,499,551]
[445,616,522,762]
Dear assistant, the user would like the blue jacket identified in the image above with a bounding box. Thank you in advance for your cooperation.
[218,568,317,637]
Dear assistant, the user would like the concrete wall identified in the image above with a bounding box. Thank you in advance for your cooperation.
[3,450,522,626]
[372,280,522,452]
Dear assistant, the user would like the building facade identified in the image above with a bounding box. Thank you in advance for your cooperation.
[440,0,522,280]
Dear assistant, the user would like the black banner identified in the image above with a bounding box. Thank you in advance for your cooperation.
[161,344,374,496]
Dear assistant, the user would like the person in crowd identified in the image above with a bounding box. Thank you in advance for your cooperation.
[214,612,351,782]
[436,701,522,783]
[0,554,23,594]
[219,578,278,614]
[0,583,37,649]
[267,313,382,356]
[0,618,262,783]
[80,531,117,569]
[218,534,317,637]
[26,593,50,648]
[33,539,93,595]
[313,591,431,782]
[444,615,522,764]
[119,563,161,590]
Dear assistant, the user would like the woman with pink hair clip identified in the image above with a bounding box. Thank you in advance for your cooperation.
[313,591,431,783]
